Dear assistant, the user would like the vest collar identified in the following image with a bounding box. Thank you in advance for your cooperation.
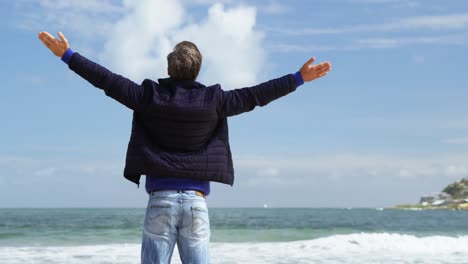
[158,77,205,89]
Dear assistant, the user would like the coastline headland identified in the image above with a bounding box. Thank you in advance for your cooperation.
[394,178,468,210]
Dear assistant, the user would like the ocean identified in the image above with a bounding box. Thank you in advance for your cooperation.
[1,208,468,263]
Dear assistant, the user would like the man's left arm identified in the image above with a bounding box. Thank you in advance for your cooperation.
[217,57,331,118]
[217,73,301,118]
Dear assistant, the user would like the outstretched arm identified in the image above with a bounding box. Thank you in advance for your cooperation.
[218,57,332,117]
[38,31,151,111]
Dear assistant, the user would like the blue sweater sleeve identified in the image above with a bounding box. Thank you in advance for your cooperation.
[294,71,304,86]
[218,73,301,118]
[66,52,151,111]
[61,48,74,64]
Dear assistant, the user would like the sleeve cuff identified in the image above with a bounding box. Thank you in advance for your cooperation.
[293,71,304,87]
[61,48,74,64]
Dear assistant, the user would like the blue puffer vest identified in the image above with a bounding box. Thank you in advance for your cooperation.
[68,52,299,186]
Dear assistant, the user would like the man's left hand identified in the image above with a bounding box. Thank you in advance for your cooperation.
[38,31,70,57]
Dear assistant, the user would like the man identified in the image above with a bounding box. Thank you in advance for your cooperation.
[38,31,331,264]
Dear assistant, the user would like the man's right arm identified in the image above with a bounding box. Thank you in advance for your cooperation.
[65,50,151,111]
[39,31,151,111]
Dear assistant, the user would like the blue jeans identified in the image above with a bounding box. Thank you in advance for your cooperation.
[141,190,211,264]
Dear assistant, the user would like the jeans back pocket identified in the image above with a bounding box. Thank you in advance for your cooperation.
[191,205,210,238]
[145,203,173,236]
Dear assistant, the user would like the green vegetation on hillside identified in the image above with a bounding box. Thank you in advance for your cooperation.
[442,178,468,199]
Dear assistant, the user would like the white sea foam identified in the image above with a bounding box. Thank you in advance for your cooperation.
[1,233,468,264]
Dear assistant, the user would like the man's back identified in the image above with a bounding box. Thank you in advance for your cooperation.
[66,51,300,186]
[137,78,220,153]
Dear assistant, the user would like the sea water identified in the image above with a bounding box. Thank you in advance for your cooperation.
[1,208,468,263]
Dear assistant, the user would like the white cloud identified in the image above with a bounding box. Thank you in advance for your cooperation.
[257,167,279,177]
[0,155,122,185]
[445,165,468,176]
[353,35,467,49]
[260,2,290,14]
[266,13,468,53]
[186,0,290,15]
[246,167,304,187]
[186,0,233,5]
[400,13,468,30]
[18,0,266,89]
[16,0,124,37]
[443,138,468,145]
[2,152,467,207]
[270,34,467,53]
[39,0,122,12]
[100,0,185,83]
[271,13,468,35]
[173,4,265,89]
[226,152,468,206]
[34,167,57,176]
[99,1,265,89]
[8,152,468,185]
[351,117,468,131]
[350,0,420,7]
[268,43,336,53]
[350,0,412,3]
[235,153,468,182]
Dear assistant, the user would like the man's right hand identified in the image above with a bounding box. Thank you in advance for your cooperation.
[38,31,70,58]
[300,57,332,82]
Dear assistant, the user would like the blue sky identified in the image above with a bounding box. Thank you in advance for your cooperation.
[1,0,467,208]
